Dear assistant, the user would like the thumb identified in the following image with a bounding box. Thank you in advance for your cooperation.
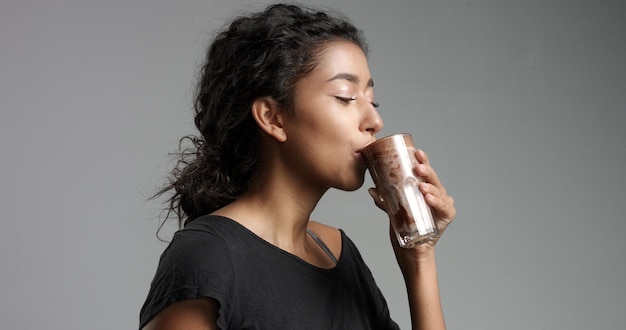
[368,187,386,210]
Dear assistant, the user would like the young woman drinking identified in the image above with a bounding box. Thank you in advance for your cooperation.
[140,4,456,329]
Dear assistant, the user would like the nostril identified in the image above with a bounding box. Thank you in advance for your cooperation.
[361,104,383,134]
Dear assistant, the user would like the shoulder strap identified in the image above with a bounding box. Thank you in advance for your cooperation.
[306,228,338,265]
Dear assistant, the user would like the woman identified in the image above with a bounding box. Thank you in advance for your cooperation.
[140,4,455,329]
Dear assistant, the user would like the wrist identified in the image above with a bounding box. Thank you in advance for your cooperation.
[395,245,437,276]
[414,246,436,263]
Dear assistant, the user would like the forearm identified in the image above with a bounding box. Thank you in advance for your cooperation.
[404,252,446,330]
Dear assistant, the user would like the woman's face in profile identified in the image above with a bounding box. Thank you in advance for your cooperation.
[280,40,384,192]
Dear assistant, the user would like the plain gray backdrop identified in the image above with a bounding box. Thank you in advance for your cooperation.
[1,0,624,329]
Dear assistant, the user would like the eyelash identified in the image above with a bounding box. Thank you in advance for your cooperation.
[335,96,380,108]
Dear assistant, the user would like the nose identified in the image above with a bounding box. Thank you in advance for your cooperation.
[361,102,383,135]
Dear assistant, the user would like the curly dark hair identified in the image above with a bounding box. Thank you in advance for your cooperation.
[155,3,368,227]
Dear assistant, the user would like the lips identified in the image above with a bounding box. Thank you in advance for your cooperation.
[356,140,376,155]
[355,140,375,164]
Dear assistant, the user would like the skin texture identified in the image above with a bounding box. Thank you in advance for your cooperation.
[279,41,382,194]
[143,40,455,330]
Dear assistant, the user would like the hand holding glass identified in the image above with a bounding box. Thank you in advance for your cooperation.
[362,134,438,248]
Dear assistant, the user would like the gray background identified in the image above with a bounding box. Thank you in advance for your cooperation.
[1,0,624,329]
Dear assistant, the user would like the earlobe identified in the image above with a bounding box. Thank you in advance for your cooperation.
[251,97,287,142]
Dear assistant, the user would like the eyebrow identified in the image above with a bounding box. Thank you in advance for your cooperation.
[327,73,374,87]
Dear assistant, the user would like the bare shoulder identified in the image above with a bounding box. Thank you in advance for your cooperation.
[142,298,219,330]
[308,221,342,258]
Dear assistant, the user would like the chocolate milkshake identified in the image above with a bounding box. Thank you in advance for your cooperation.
[362,134,438,248]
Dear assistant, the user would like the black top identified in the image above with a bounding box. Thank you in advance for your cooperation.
[140,215,400,330]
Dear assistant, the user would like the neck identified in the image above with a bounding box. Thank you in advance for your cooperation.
[212,164,328,251]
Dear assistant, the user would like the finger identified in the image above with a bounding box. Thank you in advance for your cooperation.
[414,148,430,165]
[418,181,446,202]
[414,153,445,193]
[368,187,386,211]
[427,194,456,220]
[420,184,456,221]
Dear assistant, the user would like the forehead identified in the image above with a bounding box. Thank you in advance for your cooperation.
[310,40,370,80]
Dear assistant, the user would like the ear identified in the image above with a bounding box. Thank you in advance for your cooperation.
[251,97,287,142]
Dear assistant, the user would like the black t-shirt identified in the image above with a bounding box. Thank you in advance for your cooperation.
[140,215,400,329]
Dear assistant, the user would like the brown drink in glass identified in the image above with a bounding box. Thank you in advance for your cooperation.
[362,134,438,248]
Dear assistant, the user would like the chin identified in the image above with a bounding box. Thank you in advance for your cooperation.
[338,174,366,192]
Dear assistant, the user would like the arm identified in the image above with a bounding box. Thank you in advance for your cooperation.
[393,235,446,330]
[369,149,455,330]
[142,298,220,330]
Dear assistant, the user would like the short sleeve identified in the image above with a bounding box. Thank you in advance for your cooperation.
[139,228,233,329]
[341,233,401,330]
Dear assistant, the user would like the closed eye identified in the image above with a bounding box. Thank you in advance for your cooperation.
[335,96,356,104]
[334,96,379,108]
